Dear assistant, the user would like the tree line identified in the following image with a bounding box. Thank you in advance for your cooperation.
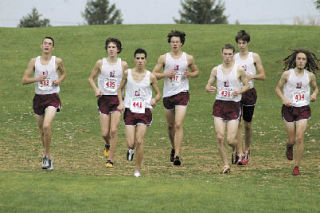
[17,0,320,27]
[18,0,228,27]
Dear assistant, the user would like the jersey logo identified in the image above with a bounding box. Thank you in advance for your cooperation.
[43,70,49,76]
[135,89,140,97]
[174,65,179,71]
[110,70,115,77]
[296,82,302,89]
[224,81,230,87]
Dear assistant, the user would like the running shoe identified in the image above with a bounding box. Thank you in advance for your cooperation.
[292,166,301,176]
[42,155,49,169]
[244,149,250,162]
[231,152,239,164]
[286,144,293,160]
[127,148,135,161]
[104,145,110,158]
[173,156,181,166]
[105,160,114,168]
[221,166,231,174]
[170,149,175,162]
[134,170,141,177]
[47,158,54,171]
[237,154,248,165]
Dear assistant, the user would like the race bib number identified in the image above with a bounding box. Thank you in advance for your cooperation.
[292,91,306,104]
[218,88,233,99]
[38,78,52,91]
[130,97,145,114]
[169,71,182,86]
[104,78,117,92]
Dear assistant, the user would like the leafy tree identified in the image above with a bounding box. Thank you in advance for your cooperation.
[82,0,123,25]
[174,0,228,24]
[315,0,320,10]
[18,8,50,28]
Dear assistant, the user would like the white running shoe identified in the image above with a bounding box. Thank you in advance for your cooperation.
[127,148,135,161]
[134,170,141,178]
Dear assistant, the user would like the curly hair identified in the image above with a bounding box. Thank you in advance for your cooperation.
[167,30,186,45]
[105,37,122,53]
[235,30,250,43]
[283,49,320,73]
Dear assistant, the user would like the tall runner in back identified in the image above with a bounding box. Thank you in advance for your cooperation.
[275,49,319,176]
[152,30,199,166]
[89,38,128,168]
[22,37,66,171]
[234,30,266,165]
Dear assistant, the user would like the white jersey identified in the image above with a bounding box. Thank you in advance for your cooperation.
[98,58,123,95]
[283,69,310,107]
[215,63,242,102]
[234,52,256,89]
[124,69,153,113]
[34,56,60,95]
[163,52,189,98]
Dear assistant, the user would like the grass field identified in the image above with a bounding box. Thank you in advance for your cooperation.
[0,24,320,212]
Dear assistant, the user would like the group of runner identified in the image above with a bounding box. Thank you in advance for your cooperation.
[22,30,319,177]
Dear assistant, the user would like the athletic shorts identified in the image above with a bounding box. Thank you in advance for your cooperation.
[213,100,241,121]
[98,95,119,115]
[33,93,61,115]
[240,88,257,122]
[282,105,311,122]
[241,88,257,106]
[124,108,152,126]
[163,91,189,110]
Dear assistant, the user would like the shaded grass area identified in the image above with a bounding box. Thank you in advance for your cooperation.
[0,171,319,213]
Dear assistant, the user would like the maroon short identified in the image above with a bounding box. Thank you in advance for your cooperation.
[124,108,152,126]
[98,95,120,115]
[282,105,311,122]
[163,91,189,110]
[213,100,241,121]
[33,93,61,115]
[241,88,257,106]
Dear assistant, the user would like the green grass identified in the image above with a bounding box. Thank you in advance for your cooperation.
[1,24,320,212]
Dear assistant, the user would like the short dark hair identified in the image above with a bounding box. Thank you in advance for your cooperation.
[235,30,250,43]
[42,36,54,46]
[222,44,235,53]
[167,30,186,45]
[105,37,122,53]
[134,48,147,58]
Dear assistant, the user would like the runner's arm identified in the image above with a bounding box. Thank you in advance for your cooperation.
[150,73,161,107]
[22,58,45,85]
[54,57,66,86]
[88,60,102,97]
[275,71,291,106]
[252,53,266,80]
[205,67,217,93]
[309,72,318,102]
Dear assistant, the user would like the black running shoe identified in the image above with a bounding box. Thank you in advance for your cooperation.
[231,152,239,164]
[170,149,175,162]
[127,148,135,161]
[173,156,181,166]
